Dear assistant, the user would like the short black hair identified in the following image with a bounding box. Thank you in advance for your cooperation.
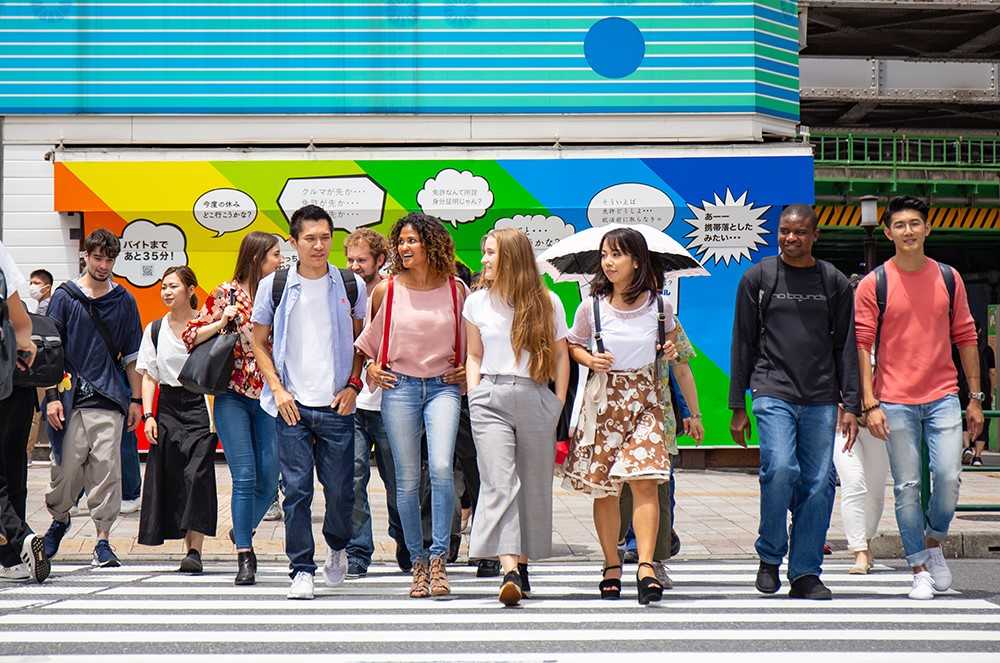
[454,261,473,288]
[84,228,121,259]
[780,204,818,230]
[881,196,929,226]
[29,269,53,286]
[289,204,334,239]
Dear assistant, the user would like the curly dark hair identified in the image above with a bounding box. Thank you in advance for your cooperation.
[387,213,456,278]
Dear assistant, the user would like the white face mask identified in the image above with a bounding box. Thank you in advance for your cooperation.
[28,283,45,301]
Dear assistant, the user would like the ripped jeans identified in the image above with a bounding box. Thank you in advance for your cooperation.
[881,394,963,567]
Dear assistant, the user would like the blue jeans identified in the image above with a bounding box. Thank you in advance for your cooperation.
[347,408,403,569]
[120,428,141,502]
[752,396,837,581]
[214,390,278,550]
[380,374,460,562]
[881,394,963,567]
[276,403,355,577]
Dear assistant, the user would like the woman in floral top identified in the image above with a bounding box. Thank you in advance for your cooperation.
[183,231,282,586]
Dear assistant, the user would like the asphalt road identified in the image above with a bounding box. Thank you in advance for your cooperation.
[0,558,997,662]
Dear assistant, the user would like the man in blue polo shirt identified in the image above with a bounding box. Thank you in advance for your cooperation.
[251,205,367,600]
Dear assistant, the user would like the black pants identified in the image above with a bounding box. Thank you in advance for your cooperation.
[0,387,35,567]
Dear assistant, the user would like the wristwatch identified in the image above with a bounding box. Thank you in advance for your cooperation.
[968,391,986,402]
[130,397,143,405]
[142,413,154,422]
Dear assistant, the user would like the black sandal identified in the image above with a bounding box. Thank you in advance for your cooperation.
[636,562,663,605]
[599,564,622,600]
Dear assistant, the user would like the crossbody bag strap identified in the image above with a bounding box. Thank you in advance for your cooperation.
[378,276,395,368]
[592,295,605,354]
[656,294,666,357]
[449,276,461,366]
[59,283,121,364]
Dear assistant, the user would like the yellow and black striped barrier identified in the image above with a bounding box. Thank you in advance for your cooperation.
[818,205,1000,230]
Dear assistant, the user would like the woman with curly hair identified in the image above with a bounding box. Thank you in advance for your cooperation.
[465,228,570,606]
[355,213,467,598]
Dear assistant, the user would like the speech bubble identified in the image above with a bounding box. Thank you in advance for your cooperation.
[114,220,189,288]
[417,169,494,227]
[494,214,575,255]
[278,175,386,234]
[587,183,674,231]
[684,188,771,265]
[193,188,258,237]
[271,234,299,270]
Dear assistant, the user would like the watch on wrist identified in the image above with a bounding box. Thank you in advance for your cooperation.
[142,413,154,422]
[968,391,986,402]
[130,397,142,405]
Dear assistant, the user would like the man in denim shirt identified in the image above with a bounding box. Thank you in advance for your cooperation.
[251,205,367,600]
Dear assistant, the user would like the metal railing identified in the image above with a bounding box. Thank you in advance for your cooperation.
[921,410,1000,513]
[814,134,1000,170]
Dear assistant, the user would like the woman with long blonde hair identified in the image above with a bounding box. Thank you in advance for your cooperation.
[464,227,570,606]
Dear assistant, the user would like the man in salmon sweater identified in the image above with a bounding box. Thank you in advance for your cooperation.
[854,196,983,601]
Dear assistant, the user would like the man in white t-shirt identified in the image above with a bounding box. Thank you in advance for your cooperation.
[251,205,367,600]
[0,240,49,583]
[343,229,407,577]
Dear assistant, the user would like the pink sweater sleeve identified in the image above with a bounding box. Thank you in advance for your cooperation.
[950,269,978,347]
[854,273,878,351]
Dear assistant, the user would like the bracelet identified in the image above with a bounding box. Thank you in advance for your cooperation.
[130,397,143,405]
[142,413,154,422]
[347,376,364,393]
[862,402,880,414]
[689,414,702,420]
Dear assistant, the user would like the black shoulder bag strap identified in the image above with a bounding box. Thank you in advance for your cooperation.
[656,294,666,357]
[58,283,122,364]
[592,295,605,354]
[151,318,163,352]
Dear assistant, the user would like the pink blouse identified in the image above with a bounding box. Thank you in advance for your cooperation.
[356,278,467,379]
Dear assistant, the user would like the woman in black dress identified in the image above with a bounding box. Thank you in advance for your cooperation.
[136,266,217,572]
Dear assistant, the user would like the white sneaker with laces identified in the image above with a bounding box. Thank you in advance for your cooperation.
[262,500,283,522]
[925,546,952,592]
[909,571,935,600]
[287,571,314,600]
[323,548,348,586]
[120,499,140,515]
[0,564,30,581]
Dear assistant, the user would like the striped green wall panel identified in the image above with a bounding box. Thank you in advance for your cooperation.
[0,0,800,118]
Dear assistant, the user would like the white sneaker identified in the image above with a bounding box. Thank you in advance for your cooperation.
[69,500,87,517]
[909,571,935,600]
[287,571,314,600]
[323,548,348,586]
[120,499,140,515]
[262,500,283,522]
[0,564,30,582]
[925,546,952,592]
[20,533,51,583]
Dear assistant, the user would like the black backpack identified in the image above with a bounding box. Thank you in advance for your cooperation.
[271,266,359,311]
[873,261,956,363]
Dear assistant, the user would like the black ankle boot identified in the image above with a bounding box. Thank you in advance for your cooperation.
[235,551,255,586]
[517,562,531,596]
[248,548,257,574]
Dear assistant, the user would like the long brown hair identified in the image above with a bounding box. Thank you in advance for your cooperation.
[162,265,199,309]
[478,228,556,383]
[232,231,278,301]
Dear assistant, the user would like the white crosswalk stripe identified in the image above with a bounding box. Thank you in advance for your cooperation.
[0,560,996,660]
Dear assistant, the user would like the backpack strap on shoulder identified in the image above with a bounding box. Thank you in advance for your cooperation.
[873,264,888,363]
[271,267,290,312]
[756,257,780,345]
[938,262,956,324]
[339,268,358,310]
[815,259,838,336]
[592,295,605,355]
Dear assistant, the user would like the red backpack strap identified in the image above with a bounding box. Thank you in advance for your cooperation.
[378,276,395,368]
[450,276,461,366]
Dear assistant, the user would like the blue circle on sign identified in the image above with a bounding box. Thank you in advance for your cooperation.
[584,17,646,79]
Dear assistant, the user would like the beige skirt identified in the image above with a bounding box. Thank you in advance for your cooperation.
[558,363,671,498]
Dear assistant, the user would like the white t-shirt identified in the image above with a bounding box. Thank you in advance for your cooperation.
[136,316,191,387]
[0,241,27,301]
[566,293,676,371]
[463,289,569,379]
[285,273,336,407]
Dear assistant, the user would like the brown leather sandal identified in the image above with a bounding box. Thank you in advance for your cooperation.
[430,556,450,597]
[409,559,430,598]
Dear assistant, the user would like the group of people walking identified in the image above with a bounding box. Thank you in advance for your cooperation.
[0,194,984,606]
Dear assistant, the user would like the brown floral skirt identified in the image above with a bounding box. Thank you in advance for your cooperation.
[558,364,671,498]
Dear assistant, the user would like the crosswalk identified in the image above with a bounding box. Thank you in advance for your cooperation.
[0,560,998,661]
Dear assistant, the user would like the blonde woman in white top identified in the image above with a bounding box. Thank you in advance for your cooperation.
[136,266,217,573]
[465,228,570,607]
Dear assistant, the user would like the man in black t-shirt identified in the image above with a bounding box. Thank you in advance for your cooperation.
[729,205,860,600]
